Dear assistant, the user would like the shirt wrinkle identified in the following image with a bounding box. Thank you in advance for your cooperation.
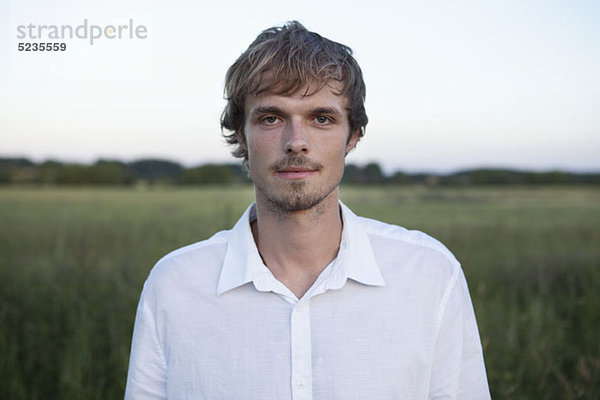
[141,296,167,371]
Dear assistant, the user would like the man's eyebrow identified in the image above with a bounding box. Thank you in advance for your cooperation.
[249,105,344,117]
[310,107,343,116]
[250,106,285,116]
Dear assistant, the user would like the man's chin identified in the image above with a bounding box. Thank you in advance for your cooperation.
[255,180,339,214]
[269,195,322,212]
[266,187,339,213]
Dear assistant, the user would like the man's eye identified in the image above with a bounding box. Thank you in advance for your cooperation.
[315,116,330,124]
[262,116,278,124]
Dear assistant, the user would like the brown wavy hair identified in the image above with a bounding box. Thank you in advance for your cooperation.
[220,21,368,162]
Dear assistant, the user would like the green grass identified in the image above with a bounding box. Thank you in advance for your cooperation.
[1,185,599,399]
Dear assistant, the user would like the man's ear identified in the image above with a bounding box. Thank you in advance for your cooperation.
[345,129,360,155]
[236,130,247,150]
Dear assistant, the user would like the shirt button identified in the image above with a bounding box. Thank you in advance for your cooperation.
[298,380,306,387]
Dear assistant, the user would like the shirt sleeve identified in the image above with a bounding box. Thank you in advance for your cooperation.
[428,267,491,399]
[124,283,168,400]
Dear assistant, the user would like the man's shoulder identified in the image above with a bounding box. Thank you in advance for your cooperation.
[144,229,230,289]
[357,215,459,267]
[354,215,463,295]
[158,229,230,264]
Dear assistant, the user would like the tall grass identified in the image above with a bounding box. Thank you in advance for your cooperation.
[1,185,598,399]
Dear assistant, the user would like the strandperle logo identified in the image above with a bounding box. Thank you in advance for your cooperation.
[16,19,148,45]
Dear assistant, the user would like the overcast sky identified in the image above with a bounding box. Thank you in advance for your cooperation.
[1,0,599,173]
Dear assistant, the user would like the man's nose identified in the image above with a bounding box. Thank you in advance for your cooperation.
[283,120,310,154]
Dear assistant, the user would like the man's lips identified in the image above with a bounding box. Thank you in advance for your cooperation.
[275,167,318,180]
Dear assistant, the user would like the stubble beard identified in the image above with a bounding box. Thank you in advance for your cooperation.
[255,155,329,213]
[251,154,342,218]
[260,180,338,215]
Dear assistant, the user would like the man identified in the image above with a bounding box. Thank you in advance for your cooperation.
[125,21,490,399]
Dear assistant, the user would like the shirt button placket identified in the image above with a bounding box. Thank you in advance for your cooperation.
[290,300,312,400]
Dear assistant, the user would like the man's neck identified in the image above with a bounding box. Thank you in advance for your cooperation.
[251,190,343,299]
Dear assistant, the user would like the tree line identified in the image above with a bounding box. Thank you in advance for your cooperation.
[0,158,598,186]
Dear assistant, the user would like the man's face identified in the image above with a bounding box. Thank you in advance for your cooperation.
[243,83,358,212]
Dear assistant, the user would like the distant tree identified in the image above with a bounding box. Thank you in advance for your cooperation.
[364,162,385,183]
[441,168,600,185]
[443,169,522,185]
[88,160,134,185]
[403,173,433,185]
[55,164,91,185]
[0,158,35,168]
[571,173,600,184]
[128,159,183,184]
[181,164,235,184]
[342,162,387,184]
[537,171,569,184]
[0,158,36,183]
[227,163,252,184]
[0,167,10,184]
[390,171,413,184]
[37,160,63,184]
[341,164,365,184]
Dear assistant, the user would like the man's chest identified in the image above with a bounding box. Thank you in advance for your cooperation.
[159,283,439,399]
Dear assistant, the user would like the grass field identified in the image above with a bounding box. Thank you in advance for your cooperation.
[1,185,599,399]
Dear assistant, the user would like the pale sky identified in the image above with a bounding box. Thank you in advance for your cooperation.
[1,0,599,173]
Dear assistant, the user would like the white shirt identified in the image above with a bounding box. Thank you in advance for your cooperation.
[125,202,490,399]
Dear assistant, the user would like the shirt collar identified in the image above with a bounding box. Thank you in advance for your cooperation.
[216,201,385,296]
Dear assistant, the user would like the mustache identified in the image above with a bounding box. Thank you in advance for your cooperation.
[269,155,323,172]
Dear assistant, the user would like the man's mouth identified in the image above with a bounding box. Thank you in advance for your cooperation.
[270,156,323,180]
[275,167,318,180]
